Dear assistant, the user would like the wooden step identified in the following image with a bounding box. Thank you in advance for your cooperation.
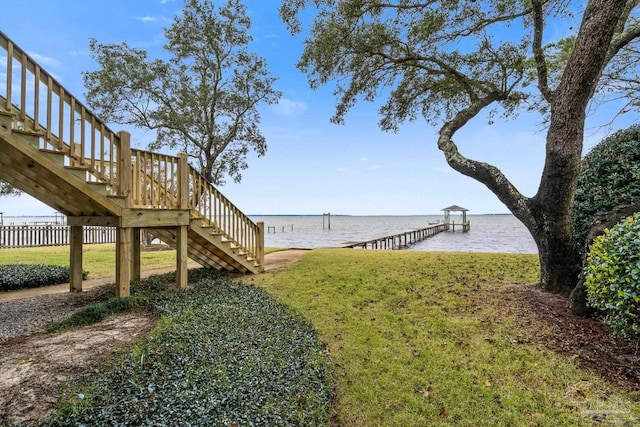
[38,149,66,167]
[8,128,42,151]
[64,166,88,181]
[87,181,112,197]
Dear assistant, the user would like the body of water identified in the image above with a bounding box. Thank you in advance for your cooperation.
[251,215,538,254]
[2,214,539,254]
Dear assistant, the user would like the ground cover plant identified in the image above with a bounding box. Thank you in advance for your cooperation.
[248,249,640,426]
[0,264,86,291]
[25,269,332,426]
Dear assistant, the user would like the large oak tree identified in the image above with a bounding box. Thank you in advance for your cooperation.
[84,0,281,185]
[280,0,640,297]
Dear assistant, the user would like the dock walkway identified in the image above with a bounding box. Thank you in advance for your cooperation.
[343,223,449,250]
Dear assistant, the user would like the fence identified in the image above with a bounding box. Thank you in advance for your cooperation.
[0,225,116,248]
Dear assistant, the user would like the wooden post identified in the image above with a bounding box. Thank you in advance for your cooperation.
[177,225,188,289]
[257,221,265,272]
[117,131,132,206]
[69,225,83,292]
[178,152,189,209]
[177,153,190,289]
[132,227,141,281]
[116,226,133,297]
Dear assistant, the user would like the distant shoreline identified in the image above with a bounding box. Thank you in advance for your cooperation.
[3,213,515,218]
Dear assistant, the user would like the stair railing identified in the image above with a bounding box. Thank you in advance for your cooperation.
[0,30,263,268]
[131,148,180,209]
[128,149,263,266]
[187,161,263,265]
[0,31,123,194]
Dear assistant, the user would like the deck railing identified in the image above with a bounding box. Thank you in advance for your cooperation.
[0,30,262,266]
[131,148,180,209]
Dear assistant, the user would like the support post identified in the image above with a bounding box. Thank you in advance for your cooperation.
[177,225,188,289]
[178,152,189,209]
[257,221,265,272]
[117,131,132,206]
[177,153,190,289]
[132,227,141,281]
[116,226,133,297]
[69,225,83,292]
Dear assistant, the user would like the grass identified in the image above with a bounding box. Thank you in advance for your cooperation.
[247,249,640,426]
[0,245,284,279]
[7,249,640,427]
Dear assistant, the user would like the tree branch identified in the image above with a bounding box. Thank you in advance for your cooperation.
[437,92,532,223]
[532,0,554,103]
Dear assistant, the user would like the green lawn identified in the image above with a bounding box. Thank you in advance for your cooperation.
[5,246,639,425]
[247,249,640,426]
[0,244,283,279]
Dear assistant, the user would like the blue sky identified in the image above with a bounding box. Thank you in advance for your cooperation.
[0,0,636,216]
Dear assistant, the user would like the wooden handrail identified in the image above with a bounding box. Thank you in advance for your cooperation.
[0,31,122,194]
[188,165,262,262]
[0,31,263,267]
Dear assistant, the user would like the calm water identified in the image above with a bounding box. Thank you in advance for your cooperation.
[3,214,538,254]
[251,215,538,254]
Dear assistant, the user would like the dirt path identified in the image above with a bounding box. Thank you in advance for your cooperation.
[0,249,308,423]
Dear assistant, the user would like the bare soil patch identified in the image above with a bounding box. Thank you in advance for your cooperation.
[515,285,640,390]
[0,312,155,424]
[474,283,640,391]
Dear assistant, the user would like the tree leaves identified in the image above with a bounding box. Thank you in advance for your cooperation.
[0,181,22,197]
[83,0,281,185]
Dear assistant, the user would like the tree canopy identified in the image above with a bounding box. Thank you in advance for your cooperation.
[280,0,640,297]
[84,0,281,185]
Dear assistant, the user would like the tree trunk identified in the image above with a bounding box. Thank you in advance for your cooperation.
[436,0,628,303]
[527,0,628,295]
[528,215,582,295]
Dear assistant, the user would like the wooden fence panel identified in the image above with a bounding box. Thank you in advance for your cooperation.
[0,225,116,248]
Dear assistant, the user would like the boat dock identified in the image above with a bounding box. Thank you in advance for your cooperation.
[343,222,450,250]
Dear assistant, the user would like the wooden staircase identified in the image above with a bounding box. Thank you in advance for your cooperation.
[0,31,264,296]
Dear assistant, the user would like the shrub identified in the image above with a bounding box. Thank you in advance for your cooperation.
[585,212,640,339]
[573,125,640,256]
[0,264,88,291]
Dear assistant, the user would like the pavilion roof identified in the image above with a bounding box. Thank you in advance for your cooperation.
[442,205,468,212]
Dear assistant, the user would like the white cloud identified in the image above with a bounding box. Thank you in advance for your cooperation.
[338,167,349,173]
[135,16,159,23]
[160,0,175,3]
[369,164,382,170]
[28,52,60,68]
[360,157,369,162]
[271,98,308,117]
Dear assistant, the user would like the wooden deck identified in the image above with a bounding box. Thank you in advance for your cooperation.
[0,31,264,297]
[343,223,449,250]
